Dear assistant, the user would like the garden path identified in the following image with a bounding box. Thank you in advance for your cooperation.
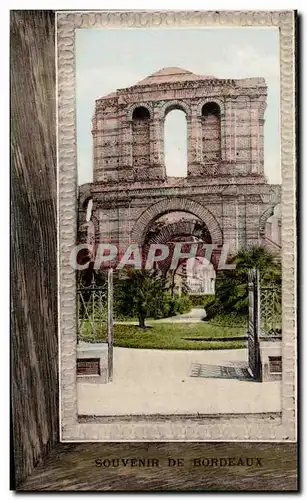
[115,307,206,325]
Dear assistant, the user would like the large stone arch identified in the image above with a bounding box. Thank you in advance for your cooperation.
[259,204,279,239]
[146,220,211,244]
[78,183,93,208]
[127,102,153,121]
[196,98,225,117]
[159,100,191,119]
[131,198,223,245]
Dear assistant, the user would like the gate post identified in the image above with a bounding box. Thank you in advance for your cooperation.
[107,268,114,382]
[248,268,261,380]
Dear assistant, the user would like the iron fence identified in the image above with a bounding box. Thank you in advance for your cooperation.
[77,276,108,343]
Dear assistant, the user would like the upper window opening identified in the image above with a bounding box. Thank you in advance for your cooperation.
[202,102,220,117]
[201,102,221,162]
[132,107,150,167]
[164,109,188,178]
[132,106,150,120]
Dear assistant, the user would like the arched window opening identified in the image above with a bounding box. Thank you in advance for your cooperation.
[201,102,221,162]
[164,109,187,178]
[202,102,220,117]
[132,106,151,167]
[132,106,150,120]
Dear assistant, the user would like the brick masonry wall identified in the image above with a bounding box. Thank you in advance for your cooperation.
[79,69,280,256]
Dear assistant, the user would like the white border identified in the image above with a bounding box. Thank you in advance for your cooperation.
[57,10,296,442]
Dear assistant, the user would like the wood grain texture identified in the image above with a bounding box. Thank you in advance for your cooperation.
[10,11,58,487]
[19,442,297,491]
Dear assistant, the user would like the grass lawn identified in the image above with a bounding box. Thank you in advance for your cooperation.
[113,322,246,350]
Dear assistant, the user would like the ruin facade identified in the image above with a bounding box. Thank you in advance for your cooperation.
[78,67,281,263]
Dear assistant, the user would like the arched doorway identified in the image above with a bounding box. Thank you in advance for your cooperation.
[131,198,223,247]
[141,210,217,297]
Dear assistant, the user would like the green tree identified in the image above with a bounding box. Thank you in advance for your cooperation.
[206,245,281,318]
[118,269,168,328]
[234,246,281,282]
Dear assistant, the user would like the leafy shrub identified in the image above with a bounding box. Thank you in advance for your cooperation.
[148,292,172,319]
[176,294,192,314]
[189,294,214,308]
[207,313,247,327]
[203,299,223,320]
[166,293,192,317]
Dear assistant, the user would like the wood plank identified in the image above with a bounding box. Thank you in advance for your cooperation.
[10,10,58,488]
[19,442,297,491]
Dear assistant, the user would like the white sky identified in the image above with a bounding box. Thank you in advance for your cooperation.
[76,27,281,185]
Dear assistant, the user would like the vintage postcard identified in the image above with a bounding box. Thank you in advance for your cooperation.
[58,11,296,443]
[11,9,298,492]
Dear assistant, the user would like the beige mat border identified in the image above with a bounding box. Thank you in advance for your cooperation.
[57,10,296,441]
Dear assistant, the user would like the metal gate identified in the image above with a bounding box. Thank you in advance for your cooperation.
[260,280,282,336]
[248,268,261,380]
[77,268,114,382]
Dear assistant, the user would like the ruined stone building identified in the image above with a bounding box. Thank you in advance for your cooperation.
[78,67,281,267]
[179,257,216,295]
